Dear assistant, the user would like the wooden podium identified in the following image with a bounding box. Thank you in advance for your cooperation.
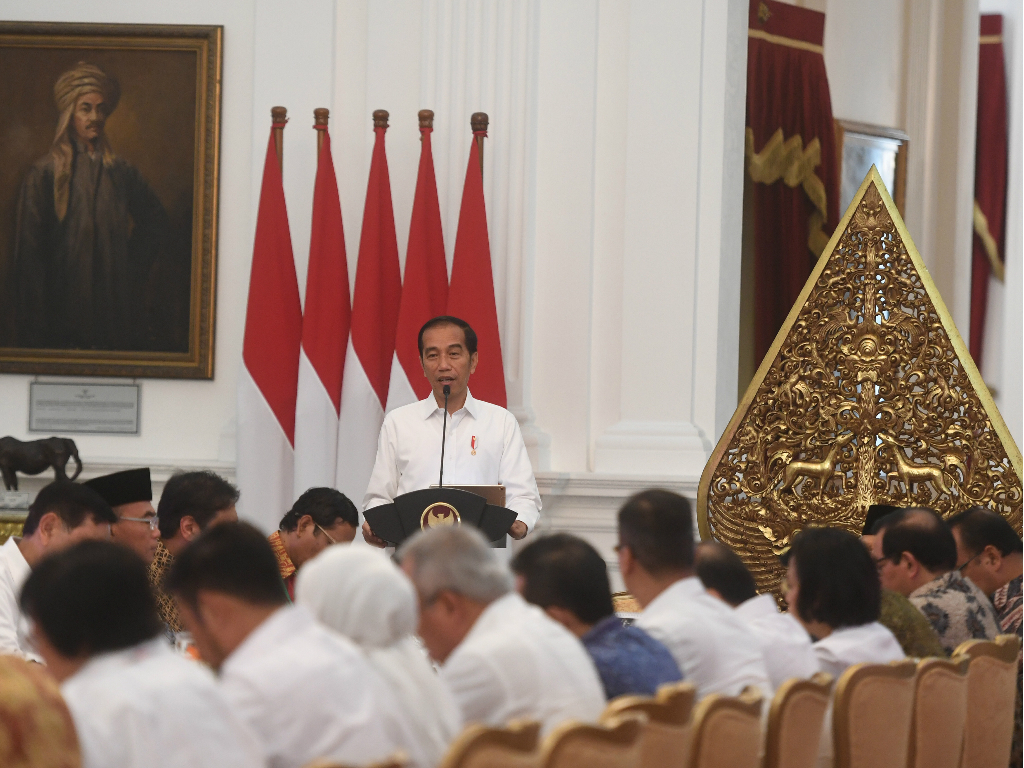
[363,486,518,548]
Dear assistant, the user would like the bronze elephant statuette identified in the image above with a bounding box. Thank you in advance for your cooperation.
[0,436,82,491]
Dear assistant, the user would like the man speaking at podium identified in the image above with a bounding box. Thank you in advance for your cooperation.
[362,316,541,547]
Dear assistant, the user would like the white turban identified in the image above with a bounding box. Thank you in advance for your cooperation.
[296,547,462,767]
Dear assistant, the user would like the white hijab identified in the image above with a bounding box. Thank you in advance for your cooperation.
[296,546,462,767]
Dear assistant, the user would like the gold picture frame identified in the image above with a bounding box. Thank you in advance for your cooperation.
[0,22,222,378]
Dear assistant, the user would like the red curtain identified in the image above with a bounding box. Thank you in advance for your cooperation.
[746,0,840,362]
[969,14,1008,370]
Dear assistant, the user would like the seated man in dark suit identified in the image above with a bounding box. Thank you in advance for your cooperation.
[511,532,682,699]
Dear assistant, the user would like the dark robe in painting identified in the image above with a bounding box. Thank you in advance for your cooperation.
[12,140,171,351]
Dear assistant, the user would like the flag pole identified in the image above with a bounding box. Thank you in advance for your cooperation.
[271,106,288,173]
[373,108,390,131]
[419,109,434,139]
[471,112,488,179]
[314,107,329,155]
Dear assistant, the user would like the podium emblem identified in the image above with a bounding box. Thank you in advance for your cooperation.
[420,501,461,530]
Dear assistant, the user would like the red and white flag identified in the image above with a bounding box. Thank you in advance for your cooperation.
[335,116,402,509]
[386,120,448,412]
[447,129,506,406]
[237,126,303,532]
[294,126,350,496]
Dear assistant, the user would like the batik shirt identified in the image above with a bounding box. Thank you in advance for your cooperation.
[992,574,1022,768]
[267,531,297,601]
[148,542,182,634]
[581,615,683,700]
[908,570,1000,656]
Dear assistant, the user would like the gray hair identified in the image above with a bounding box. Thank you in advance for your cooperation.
[398,526,513,604]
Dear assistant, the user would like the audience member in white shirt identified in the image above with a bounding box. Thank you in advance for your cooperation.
[616,490,773,700]
[297,545,462,768]
[399,526,605,733]
[0,481,116,662]
[19,539,261,768]
[362,317,541,546]
[695,541,820,689]
[166,521,414,768]
[783,527,904,677]
[784,527,904,768]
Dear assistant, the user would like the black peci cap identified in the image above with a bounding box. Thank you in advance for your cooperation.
[84,468,152,508]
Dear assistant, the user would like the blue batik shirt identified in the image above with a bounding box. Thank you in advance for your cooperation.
[581,615,683,700]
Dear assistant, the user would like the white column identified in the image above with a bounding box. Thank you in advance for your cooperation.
[591,0,747,477]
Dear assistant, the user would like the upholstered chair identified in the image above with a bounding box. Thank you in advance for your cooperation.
[954,634,1021,768]
[762,673,833,768]
[688,687,764,768]
[436,719,541,768]
[907,657,969,768]
[539,714,645,768]
[831,659,917,768]
[601,680,697,768]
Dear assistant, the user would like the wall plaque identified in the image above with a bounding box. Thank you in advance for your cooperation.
[29,382,140,434]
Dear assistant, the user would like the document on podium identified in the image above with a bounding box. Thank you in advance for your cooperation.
[430,484,505,508]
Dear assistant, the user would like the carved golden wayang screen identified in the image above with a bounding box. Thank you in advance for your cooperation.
[699,167,1022,597]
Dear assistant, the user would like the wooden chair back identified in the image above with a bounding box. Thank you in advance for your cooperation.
[540,714,645,768]
[437,720,541,768]
[688,687,763,768]
[954,634,1021,768]
[601,681,697,768]
[832,659,917,768]
[762,673,833,768]
[907,657,968,768]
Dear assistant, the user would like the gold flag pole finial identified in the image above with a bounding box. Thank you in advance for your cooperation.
[471,112,488,178]
[270,106,288,173]
[313,108,329,155]
[373,109,390,130]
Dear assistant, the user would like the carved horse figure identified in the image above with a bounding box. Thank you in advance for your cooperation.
[0,437,82,491]
[778,432,856,499]
[878,433,952,499]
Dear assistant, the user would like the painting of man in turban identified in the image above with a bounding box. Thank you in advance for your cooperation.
[12,62,169,351]
[0,23,220,379]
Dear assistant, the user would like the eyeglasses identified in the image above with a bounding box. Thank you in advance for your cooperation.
[119,515,159,531]
[957,551,983,573]
[315,523,338,544]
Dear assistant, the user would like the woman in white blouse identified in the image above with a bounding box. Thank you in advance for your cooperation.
[296,545,463,768]
[784,527,904,678]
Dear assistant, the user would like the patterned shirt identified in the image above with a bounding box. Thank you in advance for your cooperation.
[581,615,683,700]
[267,531,297,601]
[148,541,183,634]
[992,574,1022,768]
[908,570,1000,656]
[879,589,946,658]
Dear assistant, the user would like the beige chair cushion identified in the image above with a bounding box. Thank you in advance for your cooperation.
[438,720,541,768]
[689,689,763,768]
[955,635,1021,768]
[763,673,832,768]
[832,660,916,768]
[540,715,644,768]
[908,658,968,768]
[601,682,696,768]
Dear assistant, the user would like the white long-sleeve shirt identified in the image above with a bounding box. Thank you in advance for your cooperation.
[219,604,417,768]
[636,577,773,700]
[441,592,605,734]
[812,621,904,679]
[735,593,821,689]
[0,537,40,662]
[61,638,263,768]
[363,391,541,531]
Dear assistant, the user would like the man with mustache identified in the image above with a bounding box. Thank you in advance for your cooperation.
[12,61,169,351]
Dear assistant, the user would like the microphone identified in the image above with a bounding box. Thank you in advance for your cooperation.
[439,385,451,487]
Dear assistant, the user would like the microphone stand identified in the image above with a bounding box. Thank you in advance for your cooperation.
[439,385,450,487]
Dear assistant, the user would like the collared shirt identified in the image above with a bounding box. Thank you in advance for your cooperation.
[734,593,820,688]
[441,592,605,733]
[909,570,1001,656]
[581,614,683,699]
[812,622,904,680]
[364,391,541,531]
[993,574,1023,637]
[61,638,263,768]
[635,577,772,699]
[878,588,946,658]
[267,531,297,600]
[0,537,40,662]
[220,604,416,768]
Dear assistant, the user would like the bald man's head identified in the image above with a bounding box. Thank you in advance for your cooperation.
[877,507,957,586]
